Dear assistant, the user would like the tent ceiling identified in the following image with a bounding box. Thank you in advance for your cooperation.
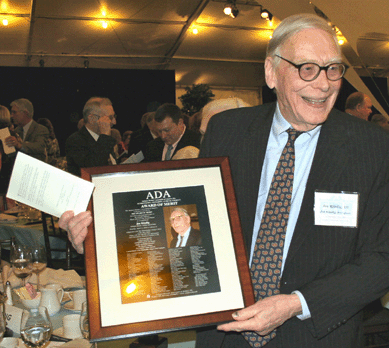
[0,0,388,89]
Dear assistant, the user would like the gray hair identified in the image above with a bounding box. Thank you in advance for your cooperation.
[171,207,189,217]
[267,13,340,65]
[83,97,112,122]
[10,98,34,118]
[200,98,251,135]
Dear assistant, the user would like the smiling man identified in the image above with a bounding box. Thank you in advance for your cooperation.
[143,103,200,162]
[59,13,389,348]
[197,13,389,348]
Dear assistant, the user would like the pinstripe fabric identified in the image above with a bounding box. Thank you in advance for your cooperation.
[198,103,389,348]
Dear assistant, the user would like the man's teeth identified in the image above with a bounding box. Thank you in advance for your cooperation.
[303,97,326,104]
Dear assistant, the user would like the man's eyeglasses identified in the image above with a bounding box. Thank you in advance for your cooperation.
[275,55,348,82]
[170,214,185,223]
[91,113,117,121]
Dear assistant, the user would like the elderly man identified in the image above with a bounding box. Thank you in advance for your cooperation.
[60,14,389,348]
[5,98,49,162]
[345,91,373,121]
[66,97,117,176]
[169,208,201,248]
[143,103,200,162]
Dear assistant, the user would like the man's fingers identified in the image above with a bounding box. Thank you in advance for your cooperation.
[59,211,92,254]
[58,210,75,229]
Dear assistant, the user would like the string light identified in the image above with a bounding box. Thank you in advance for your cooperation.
[102,21,108,29]
[192,28,198,35]
[2,19,8,26]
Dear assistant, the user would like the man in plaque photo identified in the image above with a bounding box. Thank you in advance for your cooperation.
[169,207,202,248]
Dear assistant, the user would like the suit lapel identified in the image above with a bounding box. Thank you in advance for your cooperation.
[239,104,275,252]
[24,120,36,141]
[284,110,349,268]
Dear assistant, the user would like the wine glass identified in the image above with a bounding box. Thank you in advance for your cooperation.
[80,301,89,339]
[0,292,6,341]
[20,306,52,347]
[10,245,33,286]
[31,246,47,290]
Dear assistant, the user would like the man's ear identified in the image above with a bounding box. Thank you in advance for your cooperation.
[265,56,276,90]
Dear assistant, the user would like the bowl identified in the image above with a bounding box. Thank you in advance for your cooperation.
[21,292,41,309]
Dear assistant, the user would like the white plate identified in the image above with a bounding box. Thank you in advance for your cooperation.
[63,301,81,312]
[52,327,82,340]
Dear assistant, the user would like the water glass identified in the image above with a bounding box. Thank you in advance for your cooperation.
[20,306,52,347]
[80,301,89,339]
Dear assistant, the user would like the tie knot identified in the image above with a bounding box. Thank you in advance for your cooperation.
[286,128,303,142]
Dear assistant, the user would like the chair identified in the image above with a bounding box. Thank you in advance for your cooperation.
[41,212,76,271]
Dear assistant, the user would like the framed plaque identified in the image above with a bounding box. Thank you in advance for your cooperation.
[81,157,254,342]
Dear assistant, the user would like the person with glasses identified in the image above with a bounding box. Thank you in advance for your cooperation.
[4,98,49,162]
[65,96,117,176]
[59,13,389,348]
[169,207,201,248]
[196,13,389,348]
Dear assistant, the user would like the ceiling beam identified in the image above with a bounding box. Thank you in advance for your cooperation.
[0,13,272,32]
[0,52,264,64]
[25,0,37,67]
[161,0,211,68]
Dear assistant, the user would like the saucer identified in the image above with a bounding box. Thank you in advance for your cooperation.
[63,301,81,312]
[53,326,82,340]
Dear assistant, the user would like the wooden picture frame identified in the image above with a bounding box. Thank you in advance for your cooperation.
[81,157,254,342]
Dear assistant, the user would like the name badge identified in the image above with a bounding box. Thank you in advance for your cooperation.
[314,191,359,228]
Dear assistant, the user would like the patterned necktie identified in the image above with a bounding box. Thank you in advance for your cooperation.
[243,128,302,347]
[165,145,173,160]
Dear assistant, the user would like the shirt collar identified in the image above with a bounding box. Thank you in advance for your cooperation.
[86,126,99,141]
[273,103,321,138]
[23,119,33,138]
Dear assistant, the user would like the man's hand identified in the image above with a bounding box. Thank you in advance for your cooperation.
[97,116,112,136]
[217,294,302,335]
[5,135,22,150]
[58,211,93,254]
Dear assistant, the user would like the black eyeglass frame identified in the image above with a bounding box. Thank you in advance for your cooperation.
[275,54,349,81]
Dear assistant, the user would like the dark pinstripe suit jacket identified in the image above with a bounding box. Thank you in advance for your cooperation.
[198,102,389,348]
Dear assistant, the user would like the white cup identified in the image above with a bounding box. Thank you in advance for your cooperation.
[45,283,63,301]
[63,314,82,339]
[69,289,87,311]
[0,337,19,347]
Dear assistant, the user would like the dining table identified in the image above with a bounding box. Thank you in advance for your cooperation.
[0,212,196,348]
[0,214,67,260]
